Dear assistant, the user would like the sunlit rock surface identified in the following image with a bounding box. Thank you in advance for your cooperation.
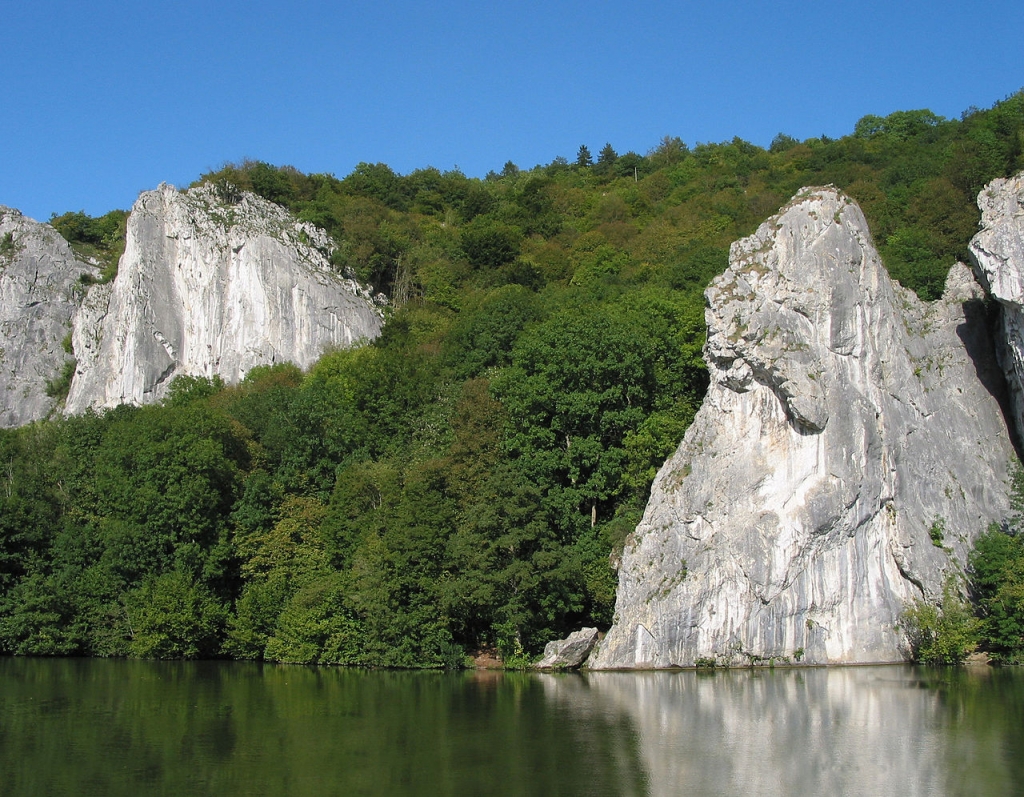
[970,170,1024,444]
[0,207,97,427]
[534,627,599,670]
[66,184,383,412]
[590,187,1015,669]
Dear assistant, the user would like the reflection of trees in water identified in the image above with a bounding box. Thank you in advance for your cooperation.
[0,659,648,796]
[546,667,1022,797]
[912,666,1024,793]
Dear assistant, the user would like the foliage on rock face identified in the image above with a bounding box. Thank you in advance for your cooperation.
[901,466,1024,666]
[49,208,128,281]
[967,466,1024,663]
[902,517,1024,665]
[900,578,981,665]
[969,525,1024,662]
[4,91,1024,664]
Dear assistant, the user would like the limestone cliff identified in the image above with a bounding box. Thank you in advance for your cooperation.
[970,171,1024,445]
[590,187,1015,669]
[0,207,97,427]
[65,184,383,412]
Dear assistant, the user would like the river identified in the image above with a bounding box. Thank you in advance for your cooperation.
[1,658,1021,796]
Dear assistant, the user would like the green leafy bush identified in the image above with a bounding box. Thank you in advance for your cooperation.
[49,209,128,281]
[44,359,76,401]
[900,578,980,665]
[969,524,1024,662]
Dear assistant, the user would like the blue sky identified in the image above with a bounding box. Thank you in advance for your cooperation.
[2,0,1022,221]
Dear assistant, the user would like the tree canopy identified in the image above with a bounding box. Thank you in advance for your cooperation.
[17,89,1024,666]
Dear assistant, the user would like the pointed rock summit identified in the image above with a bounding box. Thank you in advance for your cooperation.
[590,187,1015,668]
[65,183,383,412]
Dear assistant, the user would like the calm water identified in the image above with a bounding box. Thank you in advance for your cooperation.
[1,659,1022,796]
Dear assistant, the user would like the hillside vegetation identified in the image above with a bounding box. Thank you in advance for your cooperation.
[3,92,1024,666]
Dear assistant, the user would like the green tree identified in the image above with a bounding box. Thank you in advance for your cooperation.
[460,216,523,270]
[595,143,618,175]
[341,162,410,210]
[0,425,62,597]
[443,284,543,378]
[770,133,799,153]
[263,572,364,664]
[647,135,688,168]
[226,495,332,661]
[494,306,658,532]
[126,570,227,659]
[442,463,584,654]
[614,151,646,180]
[0,572,83,655]
[49,208,128,280]
[970,524,1024,661]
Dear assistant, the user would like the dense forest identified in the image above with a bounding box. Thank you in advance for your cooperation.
[4,92,1024,666]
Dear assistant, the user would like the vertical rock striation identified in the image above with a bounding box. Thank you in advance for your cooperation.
[65,184,383,412]
[970,171,1024,445]
[590,187,1015,669]
[0,207,97,427]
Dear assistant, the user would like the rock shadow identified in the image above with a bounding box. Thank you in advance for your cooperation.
[957,298,1022,458]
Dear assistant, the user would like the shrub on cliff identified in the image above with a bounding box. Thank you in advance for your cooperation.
[900,578,980,665]
[969,525,1024,663]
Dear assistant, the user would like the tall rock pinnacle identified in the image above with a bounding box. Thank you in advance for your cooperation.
[590,187,1015,668]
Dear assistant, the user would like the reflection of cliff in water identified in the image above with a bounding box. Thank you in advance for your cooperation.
[539,666,1024,797]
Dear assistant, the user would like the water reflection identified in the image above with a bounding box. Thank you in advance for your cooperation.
[0,659,645,796]
[1,659,1021,796]
[539,666,1024,797]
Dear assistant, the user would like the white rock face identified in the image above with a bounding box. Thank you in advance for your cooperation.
[534,627,599,670]
[590,187,1015,669]
[970,171,1024,443]
[66,184,383,412]
[0,207,97,427]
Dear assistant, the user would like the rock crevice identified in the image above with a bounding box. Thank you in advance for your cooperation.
[969,172,1024,448]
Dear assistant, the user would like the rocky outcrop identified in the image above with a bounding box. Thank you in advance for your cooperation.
[65,184,383,413]
[970,172,1024,445]
[590,187,1015,669]
[0,208,98,427]
[534,628,599,670]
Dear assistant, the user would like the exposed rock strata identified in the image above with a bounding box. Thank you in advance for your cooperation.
[66,184,383,413]
[0,208,97,427]
[590,187,1014,669]
[969,171,1024,444]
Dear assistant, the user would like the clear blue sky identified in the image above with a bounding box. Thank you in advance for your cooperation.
[2,0,1022,222]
